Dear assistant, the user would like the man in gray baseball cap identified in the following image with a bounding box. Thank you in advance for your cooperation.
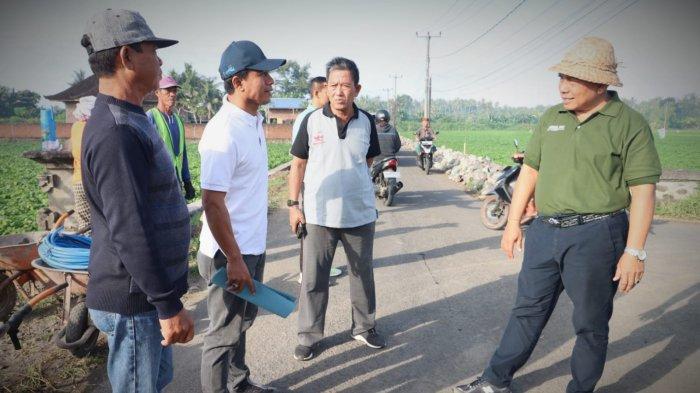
[80,9,194,393]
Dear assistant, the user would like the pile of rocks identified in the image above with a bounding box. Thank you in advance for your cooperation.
[435,149,505,196]
[400,136,506,198]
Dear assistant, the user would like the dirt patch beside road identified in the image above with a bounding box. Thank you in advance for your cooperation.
[0,296,107,393]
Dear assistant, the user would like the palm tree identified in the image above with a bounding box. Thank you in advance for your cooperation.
[69,69,87,87]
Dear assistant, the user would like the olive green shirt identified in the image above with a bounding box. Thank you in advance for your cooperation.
[524,91,661,216]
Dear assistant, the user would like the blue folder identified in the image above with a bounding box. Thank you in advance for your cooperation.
[210,267,297,318]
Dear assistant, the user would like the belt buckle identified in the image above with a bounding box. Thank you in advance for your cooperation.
[547,217,560,226]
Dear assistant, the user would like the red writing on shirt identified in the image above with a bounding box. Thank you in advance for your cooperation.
[312,133,325,145]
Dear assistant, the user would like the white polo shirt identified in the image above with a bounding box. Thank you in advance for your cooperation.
[198,96,268,258]
[290,103,380,228]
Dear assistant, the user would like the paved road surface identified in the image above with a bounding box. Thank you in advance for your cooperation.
[94,149,700,392]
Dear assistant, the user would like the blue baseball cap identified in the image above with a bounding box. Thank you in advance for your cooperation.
[218,40,286,80]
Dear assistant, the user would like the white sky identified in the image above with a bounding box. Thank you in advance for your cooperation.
[1,0,698,107]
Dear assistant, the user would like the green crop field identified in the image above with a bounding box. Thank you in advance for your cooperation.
[400,128,700,170]
[0,140,47,236]
[0,140,291,236]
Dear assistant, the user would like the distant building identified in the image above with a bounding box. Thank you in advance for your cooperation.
[45,74,157,123]
[267,98,306,124]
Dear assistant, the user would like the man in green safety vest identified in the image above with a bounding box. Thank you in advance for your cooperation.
[148,75,196,200]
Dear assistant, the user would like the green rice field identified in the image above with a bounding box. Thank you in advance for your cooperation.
[0,140,291,235]
[399,128,700,171]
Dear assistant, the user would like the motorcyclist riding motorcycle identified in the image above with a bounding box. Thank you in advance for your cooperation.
[375,110,401,160]
[415,117,438,173]
[371,110,403,205]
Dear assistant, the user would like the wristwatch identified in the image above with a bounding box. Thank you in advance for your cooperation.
[624,247,647,262]
[287,199,299,207]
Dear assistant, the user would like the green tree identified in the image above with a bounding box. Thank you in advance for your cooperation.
[168,64,222,123]
[272,60,310,98]
[0,86,40,119]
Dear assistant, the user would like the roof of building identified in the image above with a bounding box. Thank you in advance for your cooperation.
[45,74,157,103]
[268,98,306,110]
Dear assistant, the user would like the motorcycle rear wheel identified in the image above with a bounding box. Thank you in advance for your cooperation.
[384,178,396,206]
[481,195,509,230]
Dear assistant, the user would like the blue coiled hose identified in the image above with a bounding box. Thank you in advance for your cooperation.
[37,227,91,271]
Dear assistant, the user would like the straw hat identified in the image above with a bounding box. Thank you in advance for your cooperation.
[549,36,622,87]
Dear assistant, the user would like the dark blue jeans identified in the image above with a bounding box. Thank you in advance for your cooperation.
[89,309,173,393]
[483,213,628,393]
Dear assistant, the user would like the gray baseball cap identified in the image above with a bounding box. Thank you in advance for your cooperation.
[82,9,177,54]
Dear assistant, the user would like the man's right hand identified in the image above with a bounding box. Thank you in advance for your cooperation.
[160,308,194,347]
[289,206,305,234]
[501,221,523,260]
[226,255,255,294]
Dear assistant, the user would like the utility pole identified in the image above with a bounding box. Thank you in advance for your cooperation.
[416,31,441,119]
[381,88,391,106]
[389,74,402,123]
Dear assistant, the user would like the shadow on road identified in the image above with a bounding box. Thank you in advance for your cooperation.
[267,273,577,393]
[373,233,502,270]
[517,283,700,393]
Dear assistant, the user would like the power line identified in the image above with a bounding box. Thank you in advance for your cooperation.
[453,0,642,97]
[434,0,528,59]
[434,0,612,92]
[436,0,613,92]
[440,0,493,32]
[424,0,461,31]
[432,0,481,32]
[433,0,565,79]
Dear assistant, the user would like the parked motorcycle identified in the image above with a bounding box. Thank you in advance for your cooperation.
[480,139,536,230]
[371,157,403,206]
[417,137,437,175]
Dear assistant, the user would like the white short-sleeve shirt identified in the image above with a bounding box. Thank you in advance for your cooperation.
[198,96,268,257]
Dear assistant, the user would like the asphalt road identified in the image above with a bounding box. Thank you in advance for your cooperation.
[94,149,700,393]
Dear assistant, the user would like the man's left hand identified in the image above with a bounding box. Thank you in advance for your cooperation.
[613,252,645,294]
[184,180,196,200]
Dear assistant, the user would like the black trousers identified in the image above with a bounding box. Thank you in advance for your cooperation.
[483,213,628,393]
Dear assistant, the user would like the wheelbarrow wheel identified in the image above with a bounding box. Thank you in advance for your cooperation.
[65,300,98,358]
[69,328,99,358]
[0,279,18,322]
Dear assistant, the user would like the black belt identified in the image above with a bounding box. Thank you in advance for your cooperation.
[542,209,626,228]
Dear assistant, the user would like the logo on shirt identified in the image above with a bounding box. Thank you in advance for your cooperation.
[547,125,566,132]
[312,133,325,145]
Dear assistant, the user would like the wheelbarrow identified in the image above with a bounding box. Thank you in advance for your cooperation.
[0,213,98,357]
[0,231,50,321]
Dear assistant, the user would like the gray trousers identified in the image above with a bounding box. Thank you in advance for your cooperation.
[197,251,265,393]
[483,214,628,393]
[298,222,377,346]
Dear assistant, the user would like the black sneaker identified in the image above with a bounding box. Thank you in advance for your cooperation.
[294,344,315,361]
[233,378,276,393]
[454,377,511,393]
[352,328,386,349]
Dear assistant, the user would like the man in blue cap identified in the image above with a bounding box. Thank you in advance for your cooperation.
[197,40,285,393]
[79,9,194,393]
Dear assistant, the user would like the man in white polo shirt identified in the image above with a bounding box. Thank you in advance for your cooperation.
[197,40,285,393]
[288,57,385,361]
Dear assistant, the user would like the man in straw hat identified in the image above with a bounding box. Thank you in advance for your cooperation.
[80,9,194,392]
[455,37,661,393]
